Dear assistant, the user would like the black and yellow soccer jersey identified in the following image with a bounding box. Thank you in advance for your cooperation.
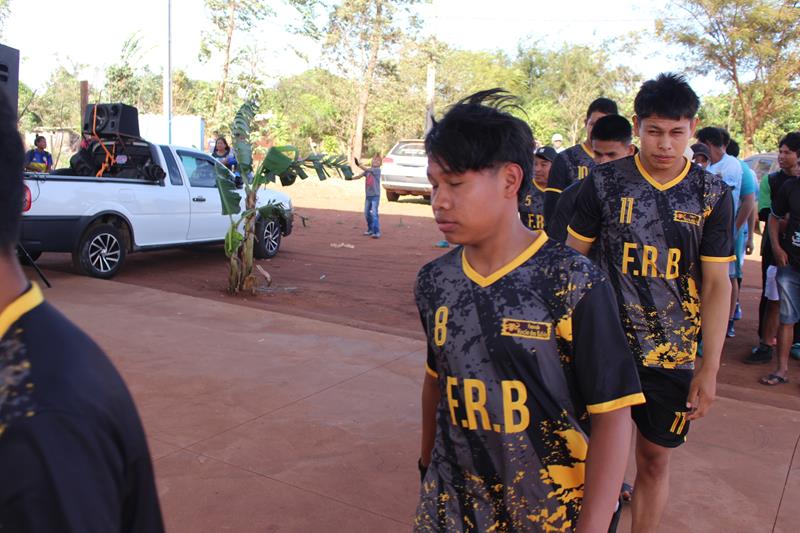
[568,154,735,370]
[518,178,548,230]
[543,143,595,222]
[414,232,644,532]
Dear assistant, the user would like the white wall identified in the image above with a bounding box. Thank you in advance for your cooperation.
[139,114,206,149]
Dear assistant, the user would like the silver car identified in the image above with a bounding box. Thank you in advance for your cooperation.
[744,152,778,183]
[381,139,429,201]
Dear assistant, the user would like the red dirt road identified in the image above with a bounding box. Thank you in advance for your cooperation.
[34,178,800,408]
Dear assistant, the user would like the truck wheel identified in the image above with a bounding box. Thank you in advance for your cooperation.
[386,191,400,202]
[254,217,282,259]
[73,223,126,279]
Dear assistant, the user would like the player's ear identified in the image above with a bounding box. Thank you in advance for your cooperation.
[501,163,524,199]
[689,117,700,138]
[626,144,635,156]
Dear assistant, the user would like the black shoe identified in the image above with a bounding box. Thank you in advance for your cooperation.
[744,344,773,365]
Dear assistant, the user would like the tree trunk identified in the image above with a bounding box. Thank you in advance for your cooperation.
[350,1,383,162]
[213,0,237,120]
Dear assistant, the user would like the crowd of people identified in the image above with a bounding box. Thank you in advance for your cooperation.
[415,72,800,532]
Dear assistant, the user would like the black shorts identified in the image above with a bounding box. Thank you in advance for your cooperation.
[631,366,694,448]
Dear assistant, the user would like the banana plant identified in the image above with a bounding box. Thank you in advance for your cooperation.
[217,101,353,294]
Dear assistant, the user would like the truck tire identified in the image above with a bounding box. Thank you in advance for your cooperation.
[73,223,127,279]
[386,191,400,202]
[254,217,282,259]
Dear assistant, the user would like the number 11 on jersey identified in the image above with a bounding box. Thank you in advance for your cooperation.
[620,197,634,224]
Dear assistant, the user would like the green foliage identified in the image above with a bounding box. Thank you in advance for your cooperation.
[657,0,800,152]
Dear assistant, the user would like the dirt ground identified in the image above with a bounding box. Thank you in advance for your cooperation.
[34,177,800,407]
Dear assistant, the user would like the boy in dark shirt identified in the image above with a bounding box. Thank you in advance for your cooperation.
[761,132,800,385]
[416,89,643,532]
[0,92,164,532]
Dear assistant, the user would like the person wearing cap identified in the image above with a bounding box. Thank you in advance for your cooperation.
[691,142,711,169]
[552,133,565,153]
[517,145,558,231]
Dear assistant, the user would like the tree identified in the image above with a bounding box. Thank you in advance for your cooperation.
[656,0,800,153]
[104,34,162,114]
[200,0,272,120]
[0,0,10,38]
[321,0,423,162]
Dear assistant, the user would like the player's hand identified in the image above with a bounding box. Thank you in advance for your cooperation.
[773,246,789,268]
[746,239,754,255]
[686,367,717,421]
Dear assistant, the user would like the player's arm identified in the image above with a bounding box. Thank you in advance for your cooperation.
[576,408,632,533]
[564,177,601,256]
[769,214,788,267]
[691,189,735,420]
[571,277,644,531]
[757,174,772,224]
[420,371,439,469]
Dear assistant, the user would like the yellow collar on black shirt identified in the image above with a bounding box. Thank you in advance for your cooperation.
[0,283,44,339]
[462,231,549,288]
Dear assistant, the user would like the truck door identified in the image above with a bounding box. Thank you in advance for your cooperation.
[178,150,230,241]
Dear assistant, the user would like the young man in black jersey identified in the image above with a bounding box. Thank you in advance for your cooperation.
[548,115,635,243]
[0,92,164,532]
[543,98,618,222]
[519,145,557,230]
[567,73,734,533]
[416,89,644,532]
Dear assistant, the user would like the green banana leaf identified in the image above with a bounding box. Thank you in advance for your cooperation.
[216,175,242,215]
[224,227,244,258]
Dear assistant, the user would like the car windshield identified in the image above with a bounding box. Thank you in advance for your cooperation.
[390,142,426,158]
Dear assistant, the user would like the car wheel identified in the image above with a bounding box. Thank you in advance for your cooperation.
[17,248,42,265]
[386,191,400,202]
[73,223,126,279]
[255,217,282,259]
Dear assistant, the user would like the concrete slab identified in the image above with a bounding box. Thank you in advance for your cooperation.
[36,273,800,532]
[156,450,408,533]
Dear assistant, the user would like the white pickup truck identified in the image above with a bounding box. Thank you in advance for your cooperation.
[21,143,293,279]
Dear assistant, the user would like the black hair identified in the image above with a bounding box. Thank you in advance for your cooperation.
[586,97,618,120]
[34,134,45,145]
[718,128,731,146]
[779,132,800,157]
[425,88,534,201]
[696,126,725,148]
[215,136,229,152]
[0,91,27,254]
[590,114,632,144]
[634,72,700,121]
[726,139,740,157]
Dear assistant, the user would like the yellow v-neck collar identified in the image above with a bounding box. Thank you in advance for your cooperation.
[462,231,548,288]
[580,143,594,158]
[533,180,547,193]
[0,283,44,339]
[635,153,690,192]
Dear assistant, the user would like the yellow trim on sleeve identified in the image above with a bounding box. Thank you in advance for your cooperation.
[580,142,594,158]
[0,283,44,339]
[586,392,646,414]
[462,231,549,288]
[700,255,736,263]
[425,363,438,378]
[635,153,691,192]
[544,187,562,194]
[567,226,596,243]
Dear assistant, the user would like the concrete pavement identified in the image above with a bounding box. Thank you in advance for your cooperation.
[38,271,800,532]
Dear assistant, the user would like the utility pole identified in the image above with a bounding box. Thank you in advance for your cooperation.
[80,80,88,128]
[163,0,173,143]
[425,62,435,133]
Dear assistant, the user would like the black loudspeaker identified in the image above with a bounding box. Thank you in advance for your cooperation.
[83,103,140,138]
[0,44,19,116]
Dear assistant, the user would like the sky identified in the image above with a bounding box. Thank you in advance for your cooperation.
[2,0,713,95]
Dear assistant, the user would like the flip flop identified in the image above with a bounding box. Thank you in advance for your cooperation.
[759,373,789,386]
[620,482,634,503]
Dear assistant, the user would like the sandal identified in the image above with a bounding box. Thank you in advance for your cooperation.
[760,373,789,386]
[620,482,634,503]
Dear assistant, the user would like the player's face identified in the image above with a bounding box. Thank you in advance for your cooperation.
[428,159,517,245]
[634,115,698,174]
[585,112,608,142]
[778,145,799,172]
[591,140,634,164]
[533,157,552,185]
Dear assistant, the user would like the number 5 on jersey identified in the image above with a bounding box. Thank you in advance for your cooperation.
[620,197,634,224]
[434,306,449,346]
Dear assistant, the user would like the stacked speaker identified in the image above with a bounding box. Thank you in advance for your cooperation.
[83,103,141,138]
[0,43,19,116]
